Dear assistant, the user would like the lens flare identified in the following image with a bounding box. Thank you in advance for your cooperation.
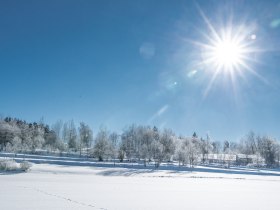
[189,5,265,98]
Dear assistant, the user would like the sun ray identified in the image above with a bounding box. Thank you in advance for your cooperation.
[195,3,222,44]
[203,65,222,98]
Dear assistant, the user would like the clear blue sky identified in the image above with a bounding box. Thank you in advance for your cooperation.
[1,0,280,141]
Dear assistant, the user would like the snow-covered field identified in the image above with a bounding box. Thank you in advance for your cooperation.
[1,161,280,210]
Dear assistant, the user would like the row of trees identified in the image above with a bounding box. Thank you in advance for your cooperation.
[0,117,280,167]
[0,117,93,155]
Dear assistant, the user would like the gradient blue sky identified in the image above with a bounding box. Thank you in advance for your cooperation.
[1,0,280,141]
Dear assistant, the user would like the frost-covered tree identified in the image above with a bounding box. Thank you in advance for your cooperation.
[186,136,200,168]
[200,138,211,163]
[78,122,93,157]
[120,124,137,161]
[152,128,176,168]
[67,120,78,151]
[62,122,68,143]
[52,120,63,141]
[30,124,45,152]
[1,118,47,153]
[223,140,230,153]
[18,123,33,153]
[212,141,221,154]
[139,126,154,166]
[246,131,257,154]
[275,143,280,167]
[93,128,110,161]
[239,131,257,156]
[175,137,188,166]
[151,140,164,168]
[160,129,176,161]
[108,132,119,165]
[258,136,278,166]
[44,125,58,151]
[0,122,16,150]
[6,136,21,154]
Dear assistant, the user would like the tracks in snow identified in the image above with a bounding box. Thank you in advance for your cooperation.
[18,185,108,210]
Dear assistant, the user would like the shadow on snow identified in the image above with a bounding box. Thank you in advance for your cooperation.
[1,152,280,177]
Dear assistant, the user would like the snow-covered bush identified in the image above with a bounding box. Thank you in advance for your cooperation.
[20,161,32,171]
[0,159,19,171]
[0,159,32,172]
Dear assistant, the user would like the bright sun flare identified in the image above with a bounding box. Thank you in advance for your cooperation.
[203,31,251,74]
[190,5,264,97]
[212,39,243,68]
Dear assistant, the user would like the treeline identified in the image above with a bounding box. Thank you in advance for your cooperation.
[0,117,280,168]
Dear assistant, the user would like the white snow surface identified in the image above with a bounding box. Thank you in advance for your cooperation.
[1,163,280,210]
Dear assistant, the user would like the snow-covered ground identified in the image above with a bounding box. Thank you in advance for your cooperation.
[1,161,280,210]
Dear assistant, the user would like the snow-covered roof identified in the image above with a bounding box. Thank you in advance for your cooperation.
[201,154,261,161]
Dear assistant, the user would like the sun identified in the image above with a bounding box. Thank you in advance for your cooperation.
[201,26,251,75]
[187,5,265,97]
[212,39,243,68]
[197,26,259,96]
